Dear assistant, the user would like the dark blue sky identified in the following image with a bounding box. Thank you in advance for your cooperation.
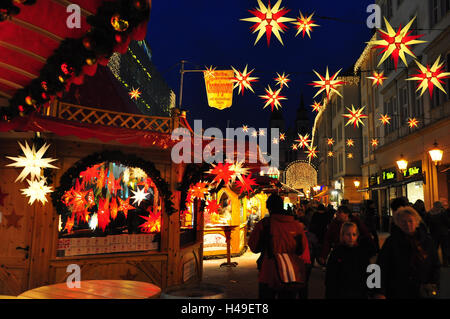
[146,0,374,131]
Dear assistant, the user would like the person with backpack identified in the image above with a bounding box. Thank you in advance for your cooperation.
[248,193,310,299]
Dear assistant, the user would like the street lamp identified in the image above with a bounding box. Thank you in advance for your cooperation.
[396,154,408,173]
[353,179,360,188]
[428,141,443,166]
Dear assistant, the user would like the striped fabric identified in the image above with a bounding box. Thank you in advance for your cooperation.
[275,253,301,283]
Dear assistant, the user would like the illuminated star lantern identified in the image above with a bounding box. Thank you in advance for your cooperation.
[367,71,388,87]
[132,167,147,180]
[242,125,249,132]
[251,130,258,138]
[347,153,354,159]
[368,16,426,70]
[117,197,135,218]
[236,174,258,195]
[406,55,450,97]
[208,162,235,186]
[229,161,250,184]
[204,66,216,79]
[259,129,266,136]
[279,133,286,141]
[139,208,161,233]
[379,114,391,125]
[310,67,345,102]
[292,11,319,38]
[129,87,141,100]
[259,85,287,111]
[343,105,368,128]
[408,118,419,128]
[21,178,53,205]
[231,65,259,95]
[291,144,298,150]
[272,138,279,144]
[240,0,295,46]
[6,141,59,183]
[346,139,355,147]
[327,151,334,157]
[130,187,149,206]
[305,146,318,160]
[189,181,209,200]
[274,72,290,88]
[371,139,379,147]
[327,138,335,146]
[311,101,322,113]
[295,133,311,149]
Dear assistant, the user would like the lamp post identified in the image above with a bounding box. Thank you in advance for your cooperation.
[396,154,408,174]
[428,141,443,166]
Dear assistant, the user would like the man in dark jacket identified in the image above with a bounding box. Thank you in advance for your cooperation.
[309,204,333,264]
[426,201,450,267]
[362,200,380,252]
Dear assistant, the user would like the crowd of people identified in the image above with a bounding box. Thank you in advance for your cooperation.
[248,194,450,299]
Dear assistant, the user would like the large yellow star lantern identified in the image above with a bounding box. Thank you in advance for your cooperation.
[406,55,450,97]
[369,16,426,70]
[292,11,319,38]
[295,133,311,149]
[310,67,345,102]
[274,72,290,88]
[259,85,287,111]
[240,0,295,46]
[129,88,142,100]
[367,71,388,87]
[305,146,318,160]
[343,105,368,128]
[231,65,259,95]
[379,114,391,125]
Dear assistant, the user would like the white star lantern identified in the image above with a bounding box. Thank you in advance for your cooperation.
[21,178,53,205]
[131,187,149,206]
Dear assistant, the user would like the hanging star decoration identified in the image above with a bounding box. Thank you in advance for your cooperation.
[6,141,58,183]
[240,0,295,46]
[259,129,266,136]
[21,178,53,205]
[88,213,98,230]
[64,215,75,233]
[379,114,391,125]
[97,198,110,232]
[310,67,345,101]
[406,55,450,97]
[204,66,216,79]
[346,139,355,147]
[129,87,142,100]
[274,72,290,88]
[368,16,426,70]
[305,146,318,160]
[235,173,258,195]
[311,101,322,113]
[367,71,388,87]
[231,65,259,95]
[251,130,258,138]
[208,162,235,186]
[279,133,286,141]
[292,11,319,38]
[139,207,161,233]
[189,181,210,200]
[343,105,368,128]
[291,144,298,150]
[204,199,221,224]
[347,153,354,159]
[272,138,279,144]
[242,125,249,132]
[79,163,102,186]
[110,197,118,220]
[408,118,419,128]
[327,138,335,146]
[371,139,379,147]
[259,85,287,111]
[295,133,311,149]
[4,209,23,229]
[327,151,334,157]
[229,161,250,184]
[130,187,149,206]
[117,197,135,218]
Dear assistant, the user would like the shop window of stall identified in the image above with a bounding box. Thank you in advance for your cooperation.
[56,162,162,257]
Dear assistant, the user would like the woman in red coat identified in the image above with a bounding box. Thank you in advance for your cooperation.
[248,194,310,299]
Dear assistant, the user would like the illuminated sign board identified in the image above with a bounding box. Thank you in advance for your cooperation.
[403,163,422,178]
[382,168,396,181]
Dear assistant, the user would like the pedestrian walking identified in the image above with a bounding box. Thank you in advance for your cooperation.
[413,199,427,222]
[426,201,450,267]
[309,204,333,264]
[325,222,375,299]
[361,200,380,252]
[248,194,310,299]
[375,206,440,299]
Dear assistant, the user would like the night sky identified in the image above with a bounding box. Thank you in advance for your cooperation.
[146,0,375,132]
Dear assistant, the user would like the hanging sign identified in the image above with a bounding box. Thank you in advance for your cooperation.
[204,70,234,110]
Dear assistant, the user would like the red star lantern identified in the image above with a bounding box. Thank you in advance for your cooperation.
[379,114,391,125]
[292,11,319,38]
[343,105,368,128]
[274,72,290,88]
[97,198,110,232]
[110,197,118,220]
[291,144,298,150]
[64,215,75,233]
[190,181,210,200]
[139,207,161,233]
[367,71,388,87]
[347,153,354,159]
[311,101,322,113]
[79,163,102,185]
[371,139,379,147]
[295,133,311,149]
[327,151,334,157]
[208,163,235,186]
[205,199,221,215]
[279,133,286,141]
[259,85,287,111]
[327,138,335,146]
[235,173,257,195]
[231,65,259,95]
[305,146,318,160]
[407,55,450,97]
[346,139,355,147]
[204,66,216,79]
[129,88,142,100]
[310,67,345,101]
[408,118,419,128]
[117,197,135,218]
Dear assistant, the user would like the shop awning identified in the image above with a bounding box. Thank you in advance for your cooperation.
[368,174,424,191]
[313,188,329,198]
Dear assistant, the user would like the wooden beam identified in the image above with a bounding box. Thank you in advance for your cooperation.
[10,17,63,43]
[0,41,46,63]
[0,78,24,89]
[0,90,12,99]
[0,62,37,79]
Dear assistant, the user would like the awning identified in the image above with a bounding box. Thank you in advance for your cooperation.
[313,188,329,198]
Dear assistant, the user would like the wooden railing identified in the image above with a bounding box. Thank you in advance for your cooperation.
[45,102,173,134]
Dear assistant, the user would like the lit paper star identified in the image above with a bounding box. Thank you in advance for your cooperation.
[346,139,355,147]
[129,88,142,100]
[235,173,258,195]
[292,11,319,38]
[130,187,149,206]
[204,66,216,79]
[272,138,279,144]
[347,153,354,159]
[343,105,368,128]
[406,55,450,97]
[371,139,379,147]
[232,65,259,95]
[242,125,249,132]
[189,181,209,200]
[208,162,235,186]
[132,167,147,180]
[379,114,391,125]
[311,101,322,113]
[327,138,335,146]
[310,67,345,101]
[259,129,266,136]
[6,141,59,183]
[367,71,388,87]
[291,144,298,150]
[305,146,318,160]
[259,85,287,111]
[240,0,295,46]
[408,118,419,128]
[251,130,258,137]
[295,133,311,149]
[139,208,161,233]
[229,161,250,184]
[369,16,426,70]
[279,133,286,141]
[117,197,135,218]
[327,151,334,157]
[21,178,53,205]
[274,72,290,88]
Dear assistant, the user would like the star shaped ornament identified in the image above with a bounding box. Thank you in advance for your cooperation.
[292,11,319,38]
[231,65,259,95]
[327,138,335,146]
[279,133,286,141]
[343,105,368,128]
[369,16,426,70]
[295,133,311,149]
[406,55,450,97]
[310,67,345,101]
[204,66,216,79]
[259,85,286,111]
[367,71,388,87]
[311,101,322,113]
[4,209,23,229]
[240,0,295,46]
[379,114,391,125]
[21,178,53,205]
[130,187,149,206]
[6,141,58,183]
[371,139,379,147]
[305,146,318,160]
[274,72,290,88]
[408,118,419,128]
[327,151,334,157]
[129,88,142,100]
[346,139,355,147]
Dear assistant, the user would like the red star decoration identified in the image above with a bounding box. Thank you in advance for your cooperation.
[139,207,161,233]
[117,197,135,218]
[208,163,235,186]
[235,174,257,195]
[3,209,23,229]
